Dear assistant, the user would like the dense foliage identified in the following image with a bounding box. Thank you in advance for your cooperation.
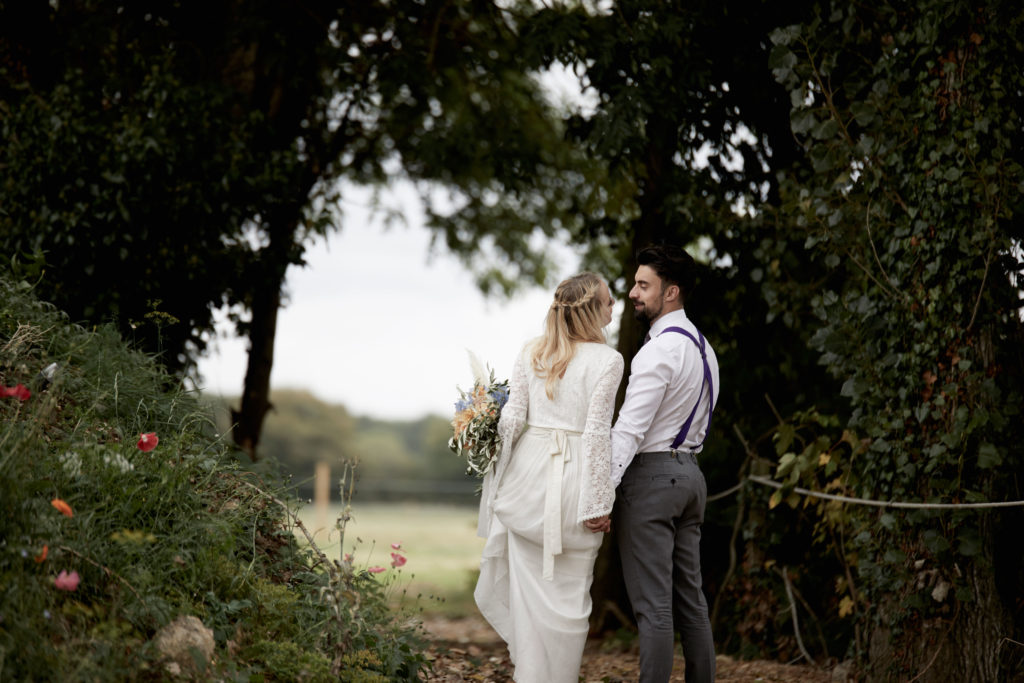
[0,277,424,681]
[0,0,596,454]
[763,1,1024,679]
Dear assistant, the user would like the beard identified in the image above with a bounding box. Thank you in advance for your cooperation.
[632,300,661,324]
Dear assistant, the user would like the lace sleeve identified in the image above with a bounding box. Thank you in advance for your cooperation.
[497,347,529,450]
[577,351,625,523]
[478,345,530,538]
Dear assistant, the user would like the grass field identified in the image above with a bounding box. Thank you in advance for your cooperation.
[296,502,484,615]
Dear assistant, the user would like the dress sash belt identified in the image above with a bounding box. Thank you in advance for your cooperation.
[532,426,581,581]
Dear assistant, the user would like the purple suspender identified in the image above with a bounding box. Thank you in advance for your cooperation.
[658,326,715,450]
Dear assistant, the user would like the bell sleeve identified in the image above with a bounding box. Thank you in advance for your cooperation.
[577,351,624,523]
[477,344,530,538]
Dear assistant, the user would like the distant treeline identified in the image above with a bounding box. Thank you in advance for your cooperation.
[207,390,478,504]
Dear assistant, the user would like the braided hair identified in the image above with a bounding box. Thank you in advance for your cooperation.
[530,272,608,399]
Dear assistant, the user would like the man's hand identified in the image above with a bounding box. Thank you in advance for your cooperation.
[584,515,611,533]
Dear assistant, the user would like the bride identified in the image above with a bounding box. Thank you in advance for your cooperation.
[475,271,623,682]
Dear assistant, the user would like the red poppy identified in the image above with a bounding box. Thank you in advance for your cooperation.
[137,432,159,452]
[51,499,73,517]
[390,552,407,568]
[367,566,386,574]
[35,544,48,563]
[1,384,30,401]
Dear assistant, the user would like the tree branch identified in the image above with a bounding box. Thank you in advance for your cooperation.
[780,565,815,665]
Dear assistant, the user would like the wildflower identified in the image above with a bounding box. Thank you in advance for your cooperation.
[54,570,80,591]
[102,451,134,473]
[390,542,402,550]
[59,451,82,477]
[43,610,51,619]
[1,383,31,401]
[51,499,73,517]
[367,566,386,574]
[34,545,48,563]
[137,432,159,452]
[390,553,407,568]
[343,553,353,563]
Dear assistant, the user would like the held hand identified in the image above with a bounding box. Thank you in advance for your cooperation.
[584,515,611,533]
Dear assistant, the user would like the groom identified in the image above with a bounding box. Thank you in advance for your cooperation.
[610,244,719,683]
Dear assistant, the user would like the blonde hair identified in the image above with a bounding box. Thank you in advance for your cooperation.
[531,272,608,399]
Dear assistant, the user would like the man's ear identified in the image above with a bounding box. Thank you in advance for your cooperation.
[664,284,680,304]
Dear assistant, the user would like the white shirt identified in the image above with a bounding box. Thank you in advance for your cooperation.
[610,308,720,487]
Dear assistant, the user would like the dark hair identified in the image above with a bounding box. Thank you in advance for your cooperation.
[636,244,696,304]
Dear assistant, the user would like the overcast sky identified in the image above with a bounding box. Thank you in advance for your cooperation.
[195,181,623,421]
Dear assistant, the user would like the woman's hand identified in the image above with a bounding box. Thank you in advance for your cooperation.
[584,515,611,533]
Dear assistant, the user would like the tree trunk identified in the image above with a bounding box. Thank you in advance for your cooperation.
[230,268,282,460]
[231,213,300,459]
[867,537,1013,681]
[590,119,668,633]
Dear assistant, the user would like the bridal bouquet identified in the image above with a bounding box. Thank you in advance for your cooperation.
[449,351,509,478]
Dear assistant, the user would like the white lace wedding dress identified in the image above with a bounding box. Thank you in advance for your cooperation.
[475,340,624,683]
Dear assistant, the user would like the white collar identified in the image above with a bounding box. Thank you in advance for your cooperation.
[647,308,689,338]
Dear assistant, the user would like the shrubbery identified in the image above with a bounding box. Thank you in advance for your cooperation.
[0,278,425,681]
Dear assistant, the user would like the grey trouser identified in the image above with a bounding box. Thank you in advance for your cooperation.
[615,451,715,683]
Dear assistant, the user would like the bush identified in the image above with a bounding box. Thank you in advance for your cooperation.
[0,278,426,680]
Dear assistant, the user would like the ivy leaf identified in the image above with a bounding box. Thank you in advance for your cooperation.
[958,529,982,557]
[850,101,876,126]
[977,442,1001,469]
[775,424,797,456]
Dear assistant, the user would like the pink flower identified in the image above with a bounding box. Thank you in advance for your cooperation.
[390,553,407,568]
[390,542,402,550]
[137,432,159,452]
[1,384,31,401]
[343,553,353,563]
[54,570,80,591]
[367,566,386,574]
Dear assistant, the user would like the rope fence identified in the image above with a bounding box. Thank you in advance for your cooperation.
[707,475,1024,510]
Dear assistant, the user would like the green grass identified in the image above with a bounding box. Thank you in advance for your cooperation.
[297,502,484,615]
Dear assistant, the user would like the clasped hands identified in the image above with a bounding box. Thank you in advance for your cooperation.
[583,514,611,533]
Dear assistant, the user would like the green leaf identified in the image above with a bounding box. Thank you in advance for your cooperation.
[811,118,840,140]
[977,442,1002,469]
[768,44,798,71]
[791,109,818,135]
[883,548,906,565]
[957,529,982,557]
[850,101,876,126]
[776,451,798,476]
[769,24,803,47]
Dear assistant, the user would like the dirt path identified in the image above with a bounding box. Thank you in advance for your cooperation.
[419,614,835,682]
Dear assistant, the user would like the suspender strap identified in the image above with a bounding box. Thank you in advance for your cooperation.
[658,326,715,450]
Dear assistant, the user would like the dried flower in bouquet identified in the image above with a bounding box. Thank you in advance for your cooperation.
[449,351,509,478]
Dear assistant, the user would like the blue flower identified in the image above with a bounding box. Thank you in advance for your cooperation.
[455,398,473,412]
[489,386,509,409]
